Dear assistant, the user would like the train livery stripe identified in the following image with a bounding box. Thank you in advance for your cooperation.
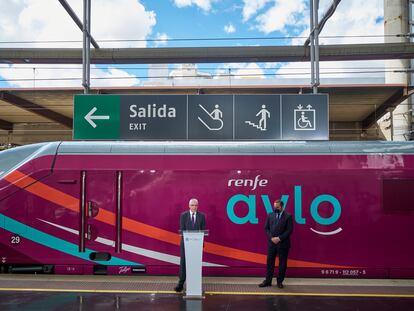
[39,218,226,267]
[1,214,141,266]
[4,170,79,212]
[4,170,352,268]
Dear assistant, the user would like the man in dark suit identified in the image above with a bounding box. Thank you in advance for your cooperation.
[174,198,206,292]
[259,199,293,289]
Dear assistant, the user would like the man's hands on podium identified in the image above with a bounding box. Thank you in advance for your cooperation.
[271,237,281,245]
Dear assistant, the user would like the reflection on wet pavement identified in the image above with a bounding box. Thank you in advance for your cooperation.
[0,292,414,311]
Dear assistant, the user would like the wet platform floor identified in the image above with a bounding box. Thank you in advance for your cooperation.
[1,291,414,311]
[0,275,413,311]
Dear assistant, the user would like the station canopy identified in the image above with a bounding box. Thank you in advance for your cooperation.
[0,84,412,145]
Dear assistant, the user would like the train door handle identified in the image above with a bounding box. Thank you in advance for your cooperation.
[86,224,92,240]
[86,224,98,241]
[87,201,99,218]
[87,201,93,217]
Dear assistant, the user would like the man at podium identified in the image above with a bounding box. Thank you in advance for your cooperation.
[174,198,206,292]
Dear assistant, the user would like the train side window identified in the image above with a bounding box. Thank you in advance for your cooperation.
[383,179,414,212]
[0,144,40,179]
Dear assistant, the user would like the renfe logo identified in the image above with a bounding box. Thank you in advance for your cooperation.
[228,175,268,191]
[226,175,343,236]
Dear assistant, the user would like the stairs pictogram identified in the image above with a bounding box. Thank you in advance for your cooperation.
[245,121,266,131]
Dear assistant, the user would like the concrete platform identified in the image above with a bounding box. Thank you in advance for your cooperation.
[0,275,413,297]
[0,276,413,311]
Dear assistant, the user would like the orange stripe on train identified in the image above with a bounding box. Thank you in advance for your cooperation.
[4,170,353,268]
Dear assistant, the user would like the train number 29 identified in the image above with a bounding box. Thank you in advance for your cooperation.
[10,235,21,245]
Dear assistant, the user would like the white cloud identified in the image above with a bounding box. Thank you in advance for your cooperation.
[318,0,383,45]
[276,60,386,80]
[0,0,156,48]
[216,63,265,79]
[242,0,270,22]
[292,0,383,45]
[0,64,140,88]
[234,63,265,79]
[318,0,335,16]
[0,0,153,88]
[224,23,236,34]
[278,0,385,82]
[173,0,214,12]
[255,0,307,34]
[154,33,170,47]
[264,62,281,69]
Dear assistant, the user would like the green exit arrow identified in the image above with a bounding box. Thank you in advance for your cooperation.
[73,95,120,140]
[84,107,110,128]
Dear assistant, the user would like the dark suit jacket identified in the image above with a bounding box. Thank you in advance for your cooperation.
[180,210,206,232]
[264,211,293,249]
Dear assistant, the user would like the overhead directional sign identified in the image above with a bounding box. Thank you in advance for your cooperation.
[73,94,328,140]
[282,94,329,140]
[188,95,233,140]
[74,95,119,139]
[235,95,281,140]
[121,95,187,140]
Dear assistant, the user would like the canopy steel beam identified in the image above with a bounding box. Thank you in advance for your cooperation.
[362,87,414,129]
[82,0,92,94]
[58,0,99,49]
[309,0,320,93]
[0,118,13,131]
[304,0,342,47]
[1,43,413,64]
[0,91,73,128]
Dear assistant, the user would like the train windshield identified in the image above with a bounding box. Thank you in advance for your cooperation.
[0,143,50,180]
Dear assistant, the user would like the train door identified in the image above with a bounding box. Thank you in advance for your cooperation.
[80,171,122,260]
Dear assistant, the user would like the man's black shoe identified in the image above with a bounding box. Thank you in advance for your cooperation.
[174,284,183,292]
[258,281,272,287]
[277,283,284,289]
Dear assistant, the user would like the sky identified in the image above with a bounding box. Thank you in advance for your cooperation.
[0,0,387,88]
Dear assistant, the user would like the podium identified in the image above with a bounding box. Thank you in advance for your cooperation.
[182,230,208,299]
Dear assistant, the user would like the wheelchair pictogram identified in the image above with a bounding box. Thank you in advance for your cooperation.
[294,104,316,131]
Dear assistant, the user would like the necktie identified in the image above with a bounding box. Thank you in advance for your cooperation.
[191,213,195,228]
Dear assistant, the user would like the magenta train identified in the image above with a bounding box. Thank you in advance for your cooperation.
[0,141,414,278]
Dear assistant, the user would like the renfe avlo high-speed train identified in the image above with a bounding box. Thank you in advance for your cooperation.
[0,141,413,278]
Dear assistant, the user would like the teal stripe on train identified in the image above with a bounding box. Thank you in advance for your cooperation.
[1,214,142,266]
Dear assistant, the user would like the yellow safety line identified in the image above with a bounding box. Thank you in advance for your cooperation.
[0,288,174,294]
[0,288,413,298]
[205,291,414,298]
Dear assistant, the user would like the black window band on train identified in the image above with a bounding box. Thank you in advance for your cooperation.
[0,142,59,180]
